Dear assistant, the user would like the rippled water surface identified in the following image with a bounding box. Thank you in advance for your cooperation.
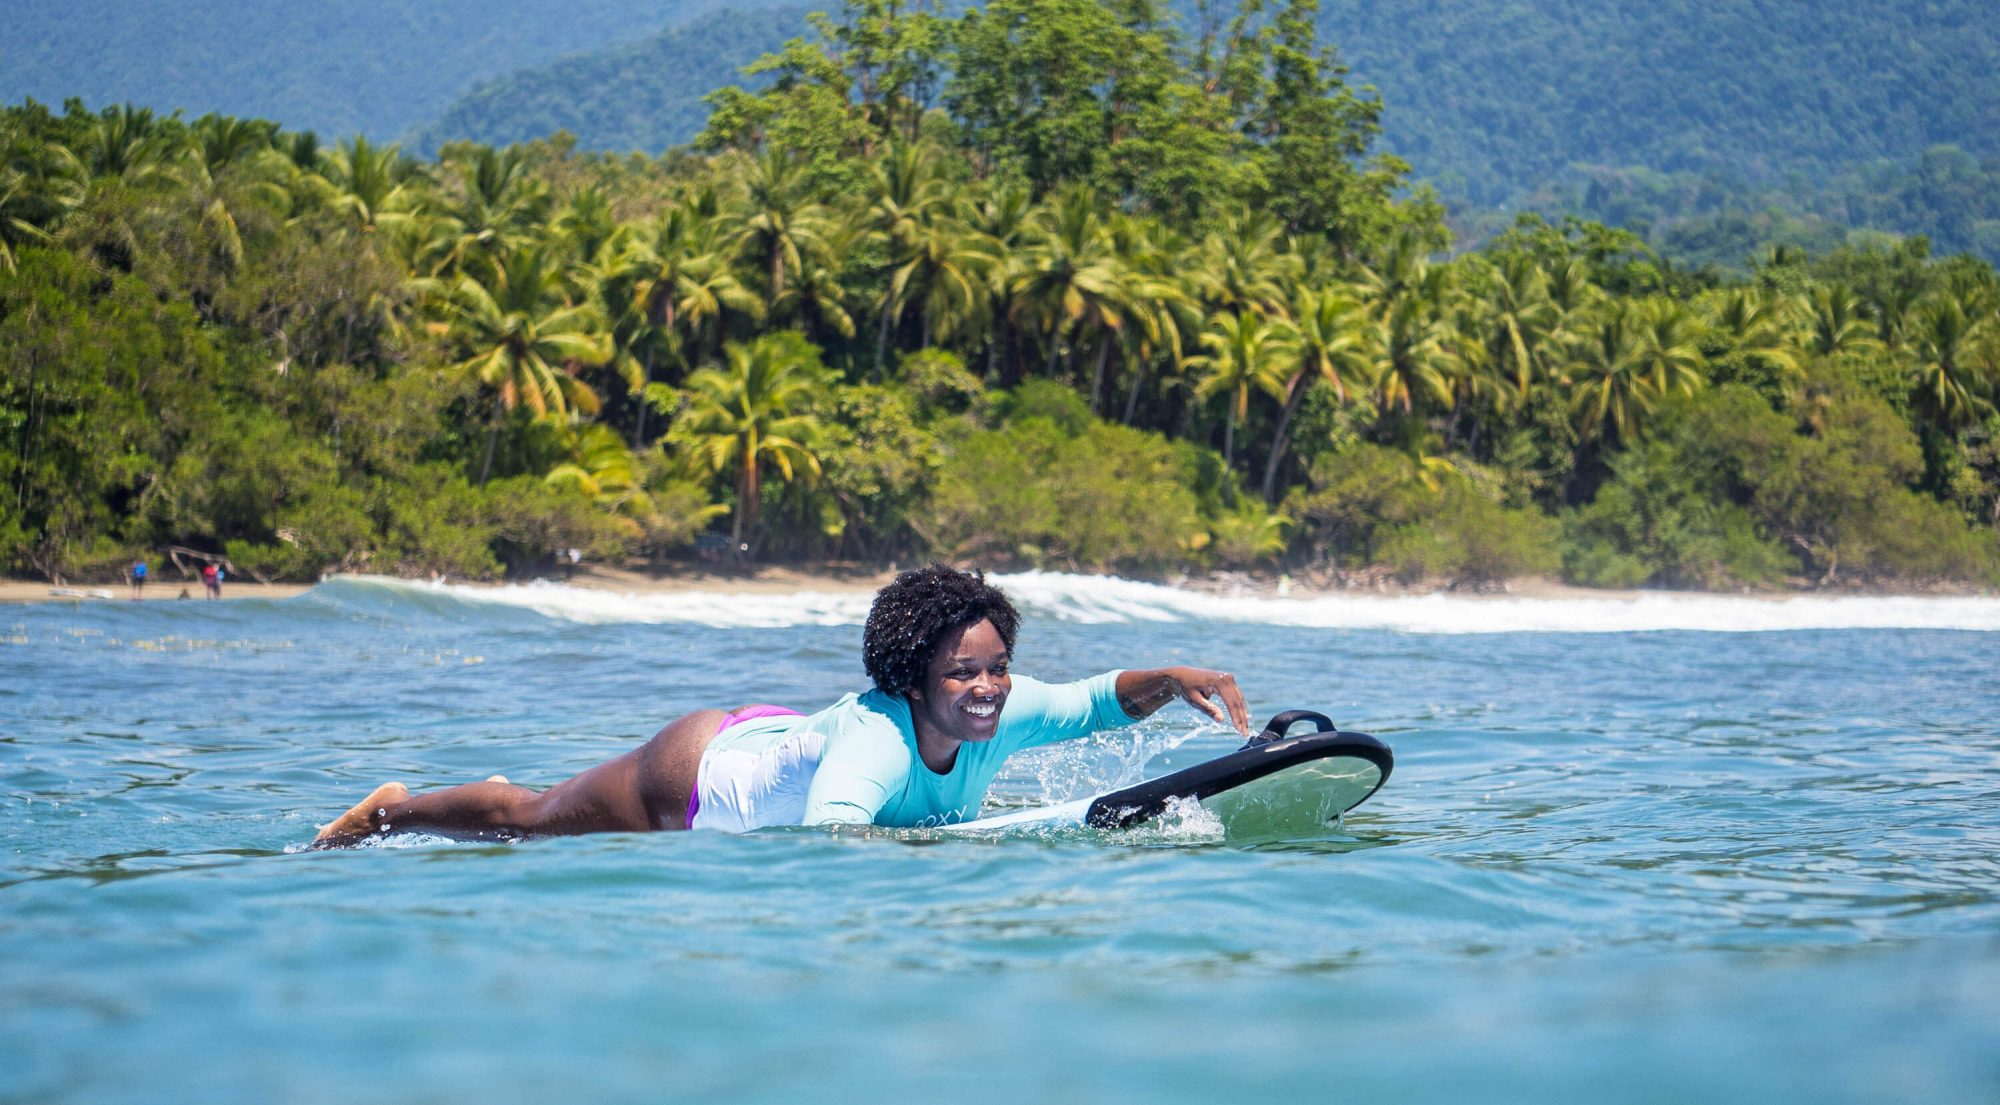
[4,576,1998,1104]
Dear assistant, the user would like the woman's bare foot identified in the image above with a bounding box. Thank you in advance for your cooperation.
[313,782,410,846]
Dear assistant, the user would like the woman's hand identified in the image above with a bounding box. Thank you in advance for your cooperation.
[1116,667,1251,738]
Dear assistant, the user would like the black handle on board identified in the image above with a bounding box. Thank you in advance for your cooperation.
[1244,709,1337,749]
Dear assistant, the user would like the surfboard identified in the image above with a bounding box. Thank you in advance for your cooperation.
[943,710,1393,836]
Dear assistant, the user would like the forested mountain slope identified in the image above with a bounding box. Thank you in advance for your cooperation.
[0,0,718,139]
[1324,0,1997,205]
[427,0,1998,212]
[12,0,1995,212]
[413,8,812,157]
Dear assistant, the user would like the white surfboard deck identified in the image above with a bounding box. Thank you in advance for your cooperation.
[939,725,1392,837]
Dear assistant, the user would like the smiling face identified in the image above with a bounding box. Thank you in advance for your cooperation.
[907,618,1012,773]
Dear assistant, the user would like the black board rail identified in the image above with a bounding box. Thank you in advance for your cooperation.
[1083,709,1394,829]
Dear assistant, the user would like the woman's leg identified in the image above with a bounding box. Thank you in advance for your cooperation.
[311,709,728,846]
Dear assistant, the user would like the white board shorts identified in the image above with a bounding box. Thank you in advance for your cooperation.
[687,706,825,832]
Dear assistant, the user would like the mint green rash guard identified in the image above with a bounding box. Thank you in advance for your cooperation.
[690,671,1135,830]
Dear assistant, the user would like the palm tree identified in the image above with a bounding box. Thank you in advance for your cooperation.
[1108,217,1193,425]
[1357,226,1438,306]
[188,114,276,179]
[545,422,657,534]
[1867,280,1924,351]
[431,145,551,278]
[436,244,612,481]
[966,183,1033,383]
[1189,311,1297,468]
[613,205,762,382]
[281,130,323,173]
[884,211,997,354]
[1632,298,1708,401]
[1906,292,1997,432]
[1262,286,1371,499]
[1704,288,1801,385]
[1564,300,1657,445]
[1804,283,1881,358]
[170,124,293,281]
[673,332,828,547]
[1542,255,1598,318]
[323,135,421,235]
[553,184,619,266]
[1189,207,1297,320]
[1475,254,1560,399]
[730,150,832,314]
[866,147,995,360]
[865,143,950,361]
[772,214,860,348]
[80,104,180,186]
[1010,184,1129,383]
[0,168,46,272]
[1373,274,1462,417]
[0,135,84,272]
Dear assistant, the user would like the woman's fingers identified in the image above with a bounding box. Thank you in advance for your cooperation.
[1178,668,1250,737]
[1216,678,1251,736]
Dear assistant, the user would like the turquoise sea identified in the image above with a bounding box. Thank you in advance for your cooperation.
[4,575,1999,1104]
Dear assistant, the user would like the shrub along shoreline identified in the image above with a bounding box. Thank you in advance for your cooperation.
[3,0,1996,592]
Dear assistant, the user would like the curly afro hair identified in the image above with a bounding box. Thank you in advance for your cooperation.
[862,563,1020,695]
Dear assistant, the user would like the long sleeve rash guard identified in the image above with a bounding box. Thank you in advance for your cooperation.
[691,672,1134,830]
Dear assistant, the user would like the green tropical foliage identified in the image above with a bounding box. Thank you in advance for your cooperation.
[672,331,828,546]
[1,1,1997,591]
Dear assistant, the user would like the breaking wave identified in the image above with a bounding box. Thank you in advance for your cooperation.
[301,572,2000,633]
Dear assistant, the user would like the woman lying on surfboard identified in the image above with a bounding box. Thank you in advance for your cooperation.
[313,563,1250,845]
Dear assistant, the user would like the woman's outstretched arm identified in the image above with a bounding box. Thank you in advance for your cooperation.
[1115,667,1250,737]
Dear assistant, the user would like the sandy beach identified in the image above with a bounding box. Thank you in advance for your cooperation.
[0,564,897,605]
[4,563,1982,605]
[0,579,316,604]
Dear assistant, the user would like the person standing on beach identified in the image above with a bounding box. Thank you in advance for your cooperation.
[130,560,147,601]
[201,563,219,599]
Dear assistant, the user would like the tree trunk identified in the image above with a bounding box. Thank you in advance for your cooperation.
[15,337,38,515]
[1122,357,1148,425]
[1088,339,1112,416]
[734,432,760,549]
[998,314,1023,388]
[633,350,653,445]
[1260,375,1310,502]
[875,303,896,372]
[478,411,501,485]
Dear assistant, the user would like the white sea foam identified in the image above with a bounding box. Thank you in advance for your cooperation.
[991,571,2000,633]
[330,572,2000,633]
[340,575,875,627]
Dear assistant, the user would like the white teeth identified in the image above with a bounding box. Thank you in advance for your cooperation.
[965,704,996,717]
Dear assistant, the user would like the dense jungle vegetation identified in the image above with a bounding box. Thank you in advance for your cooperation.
[421,0,2000,264]
[11,0,1996,254]
[3,0,1997,589]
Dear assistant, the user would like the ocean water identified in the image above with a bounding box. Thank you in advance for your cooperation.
[3,575,1998,1104]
